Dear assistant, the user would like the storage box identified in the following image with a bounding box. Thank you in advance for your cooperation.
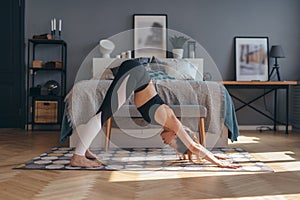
[44,61,62,69]
[32,60,43,68]
[34,100,58,123]
[30,86,41,96]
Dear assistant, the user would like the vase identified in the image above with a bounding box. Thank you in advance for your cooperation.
[99,39,115,58]
[172,48,184,59]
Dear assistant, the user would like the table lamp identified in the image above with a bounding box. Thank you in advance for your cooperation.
[99,39,115,58]
[269,45,285,81]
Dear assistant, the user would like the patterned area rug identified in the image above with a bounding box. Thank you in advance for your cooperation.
[14,147,273,172]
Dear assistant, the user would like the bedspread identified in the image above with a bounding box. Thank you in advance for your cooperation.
[60,79,239,144]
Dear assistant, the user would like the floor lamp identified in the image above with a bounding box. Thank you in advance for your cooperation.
[269,45,285,81]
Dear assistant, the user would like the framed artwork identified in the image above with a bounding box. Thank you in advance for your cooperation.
[234,37,269,81]
[133,14,167,58]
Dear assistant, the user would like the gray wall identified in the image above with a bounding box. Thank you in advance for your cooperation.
[25,0,300,126]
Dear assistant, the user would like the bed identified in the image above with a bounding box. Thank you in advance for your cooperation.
[61,58,239,149]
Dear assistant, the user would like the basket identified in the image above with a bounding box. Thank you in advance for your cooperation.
[34,100,58,123]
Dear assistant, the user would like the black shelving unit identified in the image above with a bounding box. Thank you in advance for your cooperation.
[26,39,67,130]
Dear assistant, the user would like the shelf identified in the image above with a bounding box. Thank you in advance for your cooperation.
[28,39,67,45]
[31,95,64,99]
[26,39,67,130]
[30,67,65,72]
[31,122,61,125]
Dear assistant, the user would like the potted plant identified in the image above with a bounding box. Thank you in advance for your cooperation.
[169,35,189,58]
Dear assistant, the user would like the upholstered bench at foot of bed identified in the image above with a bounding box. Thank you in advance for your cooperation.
[105,105,207,151]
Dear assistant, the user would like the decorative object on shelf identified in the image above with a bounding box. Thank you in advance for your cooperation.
[50,18,56,38]
[44,61,62,68]
[269,45,285,81]
[32,60,43,68]
[58,19,62,39]
[34,100,58,123]
[203,72,212,81]
[99,39,115,58]
[169,35,189,58]
[50,18,62,39]
[126,50,132,58]
[187,40,196,58]
[44,80,60,96]
[121,52,126,58]
[234,36,269,81]
[32,33,52,40]
[30,85,42,96]
[133,14,168,58]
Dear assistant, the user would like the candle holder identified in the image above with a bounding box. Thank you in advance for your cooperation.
[50,19,54,39]
[188,41,196,58]
[53,30,56,39]
[58,19,62,40]
[53,18,57,39]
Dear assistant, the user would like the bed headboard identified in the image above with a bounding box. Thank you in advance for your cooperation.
[92,58,203,80]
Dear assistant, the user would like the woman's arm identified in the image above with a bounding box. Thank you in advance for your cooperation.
[176,125,241,169]
[153,104,241,168]
[133,79,241,169]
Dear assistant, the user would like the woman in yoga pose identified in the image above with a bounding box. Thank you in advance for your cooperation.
[71,59,241,169]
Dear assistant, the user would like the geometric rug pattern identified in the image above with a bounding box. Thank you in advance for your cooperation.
[14,147,274,172]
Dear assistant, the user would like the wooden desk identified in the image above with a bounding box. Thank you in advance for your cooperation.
[221,81,298,134]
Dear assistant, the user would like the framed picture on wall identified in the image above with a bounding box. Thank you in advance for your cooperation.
[133,14,168,58]
[234,37,269,81]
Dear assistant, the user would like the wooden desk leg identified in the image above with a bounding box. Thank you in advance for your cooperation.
[198,117,206,147]
[274,89,277,131]
[286,86,289,134]
[105,117,112,152]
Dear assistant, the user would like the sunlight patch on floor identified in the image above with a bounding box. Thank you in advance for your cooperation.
[268,161,300,172]
[233,135,260,144]
[251,151,300,172]
[251,151,296,162]
[108,171,262,182]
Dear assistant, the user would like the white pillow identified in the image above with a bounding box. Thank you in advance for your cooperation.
[92,58,203,80]
[163,59,203,80]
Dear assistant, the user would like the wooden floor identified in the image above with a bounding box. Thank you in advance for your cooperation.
[1,128,300,200]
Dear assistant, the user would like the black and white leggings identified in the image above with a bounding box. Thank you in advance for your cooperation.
[75,60,164,155]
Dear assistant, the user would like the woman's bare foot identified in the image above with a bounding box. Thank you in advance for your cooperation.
[70,154,101,168]
[85,149,97,159]
[85,149,104,165]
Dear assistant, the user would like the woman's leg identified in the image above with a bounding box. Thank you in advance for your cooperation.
[71,114,103,167]
[71,60,150,167]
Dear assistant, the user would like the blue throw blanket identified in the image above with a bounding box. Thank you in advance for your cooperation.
[222,85,239,142]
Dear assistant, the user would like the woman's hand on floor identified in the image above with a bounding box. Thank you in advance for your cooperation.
[217,160,242,169]
[214,154,229,160]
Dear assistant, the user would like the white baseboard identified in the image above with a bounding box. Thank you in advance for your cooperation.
[239,125,292,131]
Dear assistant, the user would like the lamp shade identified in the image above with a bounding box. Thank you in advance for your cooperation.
[270,45,285,58]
